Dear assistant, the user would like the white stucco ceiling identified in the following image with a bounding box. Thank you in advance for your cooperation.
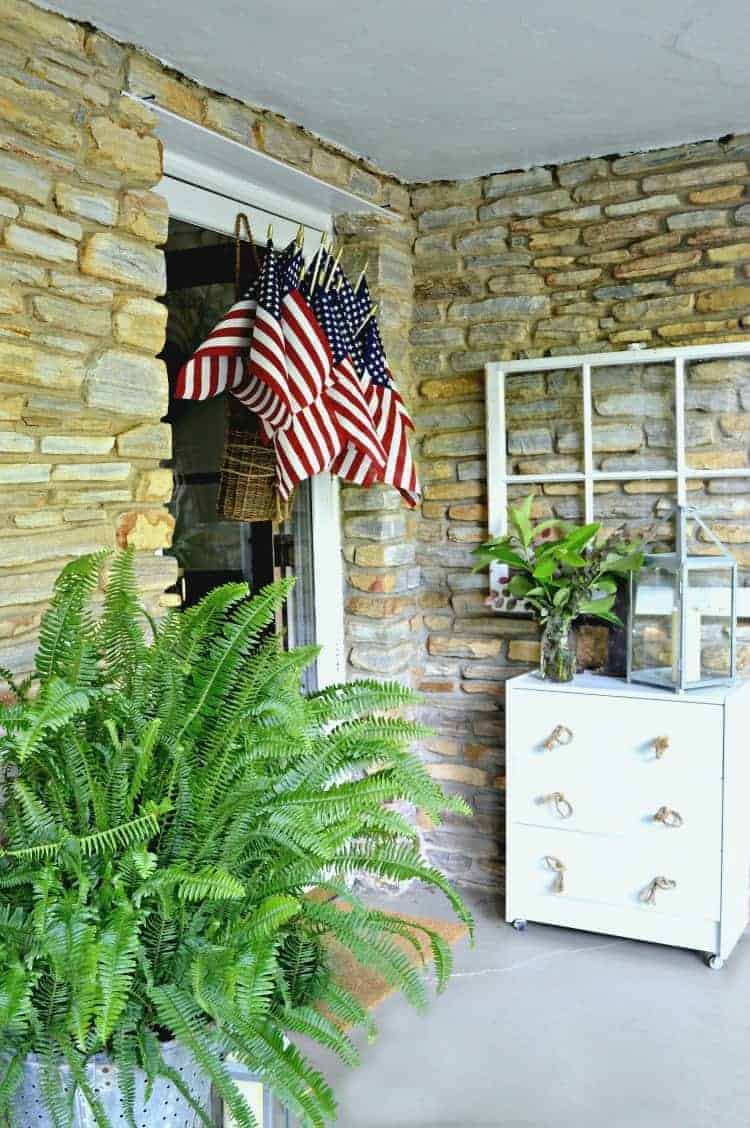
[44,0,750,182]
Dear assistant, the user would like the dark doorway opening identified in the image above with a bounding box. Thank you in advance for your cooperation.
[159,218,318,688]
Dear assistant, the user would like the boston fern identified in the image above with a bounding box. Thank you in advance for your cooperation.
[0,551,471,1128]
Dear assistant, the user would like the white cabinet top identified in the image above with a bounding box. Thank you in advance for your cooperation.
[507,670,749,706]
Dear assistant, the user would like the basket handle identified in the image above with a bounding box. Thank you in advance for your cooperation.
[234,213,261,296]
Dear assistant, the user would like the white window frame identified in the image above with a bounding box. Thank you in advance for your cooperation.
[145,99,390,686]
[485,341,750,611]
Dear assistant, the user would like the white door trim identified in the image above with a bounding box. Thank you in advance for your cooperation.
[158,155,346,687]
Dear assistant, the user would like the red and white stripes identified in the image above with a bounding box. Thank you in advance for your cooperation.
[174,295,257,400]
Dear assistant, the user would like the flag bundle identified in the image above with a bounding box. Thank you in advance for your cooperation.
[174,233,420,508]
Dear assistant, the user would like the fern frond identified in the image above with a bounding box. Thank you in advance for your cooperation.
[112,1028,138,1128]
[277,1003,359,1067]
[0,1049,25,1119]
[148,985,257,1128]
[12,678,88,765]
[35,550,108,684]
[95,908,139,1043]
[98,548,146,689]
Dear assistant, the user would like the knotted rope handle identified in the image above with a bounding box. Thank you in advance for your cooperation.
[543,855,566,894]
[542,791,574,819]
[653,805,683,828]
[543,724,573,751]
[640,876,677,905]
[653,735,670,760]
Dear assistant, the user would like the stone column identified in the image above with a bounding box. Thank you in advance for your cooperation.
[334,210,421,685]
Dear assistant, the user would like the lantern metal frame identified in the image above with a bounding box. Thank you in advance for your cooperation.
[626,504,737,693]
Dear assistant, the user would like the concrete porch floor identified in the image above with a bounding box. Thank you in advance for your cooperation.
[301,885,750,1128]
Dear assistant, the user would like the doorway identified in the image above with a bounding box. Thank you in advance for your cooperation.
[159,210,341,690]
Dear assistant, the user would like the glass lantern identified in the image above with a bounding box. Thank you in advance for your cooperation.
[627,505,737,692]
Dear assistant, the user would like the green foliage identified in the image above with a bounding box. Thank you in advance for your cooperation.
[474,493,644,626]
[0,551,471,1127]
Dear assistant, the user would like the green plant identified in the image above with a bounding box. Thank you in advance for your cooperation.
[473,494,643,626]
[0,551,471,1128]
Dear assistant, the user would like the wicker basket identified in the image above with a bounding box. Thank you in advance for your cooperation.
[217,399,288,523]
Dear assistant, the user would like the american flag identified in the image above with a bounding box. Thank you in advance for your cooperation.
[272,247,343,500]
[280,247,332,413]
[311,285,386,469]
[332,313,420,506]
[353,275,414,428]
[233,240,304,435]
[243,242,294,420]
[174,282,258,400]
[332,266,365,377]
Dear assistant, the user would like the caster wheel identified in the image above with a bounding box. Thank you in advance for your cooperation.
[511,918,528,932]
[706,955,724,970]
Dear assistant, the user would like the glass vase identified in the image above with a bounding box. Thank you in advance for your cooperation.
[540,616,576,683]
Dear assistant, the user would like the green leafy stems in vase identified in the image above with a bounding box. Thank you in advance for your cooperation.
[473,495,644,683]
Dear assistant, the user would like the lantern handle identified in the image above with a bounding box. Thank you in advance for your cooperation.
[683,505,732,556]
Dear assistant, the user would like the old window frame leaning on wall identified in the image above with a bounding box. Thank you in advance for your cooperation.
[484,341,750,615]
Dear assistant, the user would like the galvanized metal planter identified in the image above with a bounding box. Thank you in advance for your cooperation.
[13,1039,211,1127]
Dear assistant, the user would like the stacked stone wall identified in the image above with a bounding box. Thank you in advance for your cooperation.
[410,139,750,887]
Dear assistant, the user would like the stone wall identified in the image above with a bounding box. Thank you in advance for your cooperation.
[0,0,411,686]
[410,139,750,888]
[335,211,419,681]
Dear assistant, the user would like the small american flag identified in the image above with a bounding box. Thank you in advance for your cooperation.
[333,313,420,506]
[333,267,365,376]
[280,247,332,413]
[272,247,342,500]
[234,241,304,435]
[311,285,386,469]
[244,243,293,419]
[174,283,258,400]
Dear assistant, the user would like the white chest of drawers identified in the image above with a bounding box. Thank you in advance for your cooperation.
[505,671,750,967]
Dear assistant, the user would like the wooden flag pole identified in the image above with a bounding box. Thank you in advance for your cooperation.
[353,304,378,338]
[355,260,369,291]
[309,245,324,295]
[324,248,343,293]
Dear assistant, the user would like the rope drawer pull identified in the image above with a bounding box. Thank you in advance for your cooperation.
[543,724,573,751]
[653,736,670,759]
[640,876,677,905]
[541,791,574,819]
[543,855,566,894]
[653,805,684,828]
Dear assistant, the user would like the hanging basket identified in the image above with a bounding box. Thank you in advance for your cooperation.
[217,399,289,523]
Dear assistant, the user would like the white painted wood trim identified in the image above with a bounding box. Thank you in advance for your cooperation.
[158,149,346,688]
[127,93,391,227]
[309,473,346,687]
[485,366,506,593]
[581,363,593,524]
[160,174,327,253]
[674,356,687,508]
[486,340,750,376]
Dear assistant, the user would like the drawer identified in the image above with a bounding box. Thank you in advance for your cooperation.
[510,824,721,919]
[508,687,724,792]
[510,759,723,841]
